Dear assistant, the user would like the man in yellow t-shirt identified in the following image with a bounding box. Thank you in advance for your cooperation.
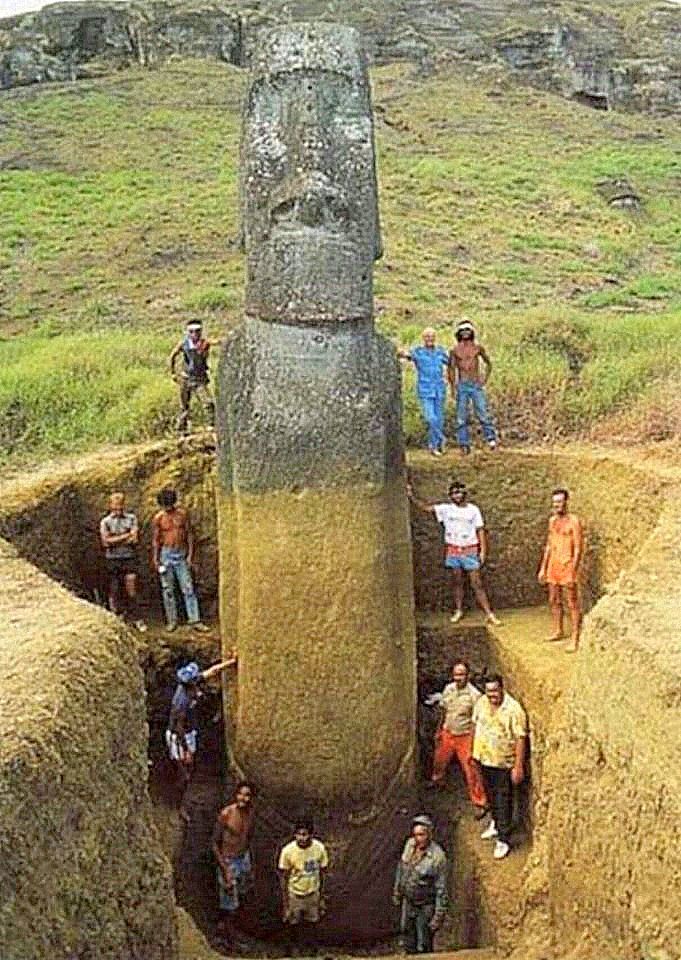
[278,818,329,928]
[472,674,528,861]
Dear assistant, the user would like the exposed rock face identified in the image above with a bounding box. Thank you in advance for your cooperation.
[1,1,680,114]
[215,23,416,938]
[0,538,178,960]
[0,1,241,85]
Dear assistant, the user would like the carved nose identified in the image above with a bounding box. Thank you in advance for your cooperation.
[296,129,328,171]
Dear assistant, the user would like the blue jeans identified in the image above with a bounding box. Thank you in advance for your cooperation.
[456,381,496,449]
[159,547,200,626]
[418,391,446,451]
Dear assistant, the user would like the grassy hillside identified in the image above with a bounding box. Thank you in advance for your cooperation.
[1,58,680,465]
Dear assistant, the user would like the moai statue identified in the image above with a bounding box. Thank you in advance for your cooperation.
[216,23,416,934]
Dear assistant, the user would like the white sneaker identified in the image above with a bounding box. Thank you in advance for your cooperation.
[480,820,498,840]
[134,620,148,633]
[486,613,502,627]
[450,610,463,624]
[493,840,510,860]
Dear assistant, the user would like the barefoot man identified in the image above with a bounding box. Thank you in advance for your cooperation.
[538,488,583,651]
[212,781,256,945]
[408,479,501,626]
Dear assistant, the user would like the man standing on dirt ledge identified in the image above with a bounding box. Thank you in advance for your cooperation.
[167,656,237,823]
[425,659,489,818]
[152,487,209,632]
[473,674,527,861]
[448,318,497,456]
[398,328,450,456]
[99,491,146,632]
[538,487,583,652]
[407,479,501,625]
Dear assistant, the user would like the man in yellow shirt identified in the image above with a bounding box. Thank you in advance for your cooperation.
[278,818,329,933]
[472,674,527,861]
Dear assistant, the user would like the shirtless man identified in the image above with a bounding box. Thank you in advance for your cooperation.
[448,319,497,455]
[538,488,583,651]
[151,487,209,632]
[212,781,256,942]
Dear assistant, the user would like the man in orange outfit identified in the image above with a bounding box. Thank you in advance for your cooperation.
[538,488,584,652]
[425,660,488,818]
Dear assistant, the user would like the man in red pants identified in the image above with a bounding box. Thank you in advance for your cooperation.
[425,660,488,818]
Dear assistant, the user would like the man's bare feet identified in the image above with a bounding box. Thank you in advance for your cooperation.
[565,643,579,653]
[545,634,563,642]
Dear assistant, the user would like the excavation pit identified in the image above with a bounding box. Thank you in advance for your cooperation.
[1,439,681,960]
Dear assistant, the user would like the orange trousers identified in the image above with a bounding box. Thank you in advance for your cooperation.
[431,728,488,808]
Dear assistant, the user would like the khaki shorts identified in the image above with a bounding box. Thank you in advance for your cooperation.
[286,890,320,924]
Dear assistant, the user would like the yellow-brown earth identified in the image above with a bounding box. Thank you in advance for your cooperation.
[1,438,680,959]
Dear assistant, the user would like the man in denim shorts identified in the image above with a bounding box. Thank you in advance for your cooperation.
[408,480,501,625]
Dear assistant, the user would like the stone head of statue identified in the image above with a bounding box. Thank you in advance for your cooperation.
[241,23,382,326]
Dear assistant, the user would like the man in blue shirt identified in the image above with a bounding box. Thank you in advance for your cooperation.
[399,328,450,456]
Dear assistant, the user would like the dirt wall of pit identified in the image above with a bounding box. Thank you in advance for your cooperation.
[0,538,177,960]
[0,440,218,622]
[530,494,681,960]
[1,443,667,625]
[409,449,666,612]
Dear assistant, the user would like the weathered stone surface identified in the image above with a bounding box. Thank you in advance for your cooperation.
[215,26,416,938]
[1,1,680,114]
[0,1,241,86]
[217,23,416,815]
[241,23,381,325]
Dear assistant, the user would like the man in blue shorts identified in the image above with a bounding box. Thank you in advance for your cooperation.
[398,328,450,456]
[408,480,501,625]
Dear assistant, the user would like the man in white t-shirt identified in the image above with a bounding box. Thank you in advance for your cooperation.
[408,480,501,625]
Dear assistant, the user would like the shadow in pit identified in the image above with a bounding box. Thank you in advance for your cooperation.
[145,625,512,956]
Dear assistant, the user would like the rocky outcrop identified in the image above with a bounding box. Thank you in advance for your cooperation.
[1,0,680,114]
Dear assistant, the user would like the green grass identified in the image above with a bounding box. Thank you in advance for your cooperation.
[0,58,680,465]
[0,332,176,461]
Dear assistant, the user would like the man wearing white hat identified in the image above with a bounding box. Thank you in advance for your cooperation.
[448,319,497,455]
[169,320,218,434]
